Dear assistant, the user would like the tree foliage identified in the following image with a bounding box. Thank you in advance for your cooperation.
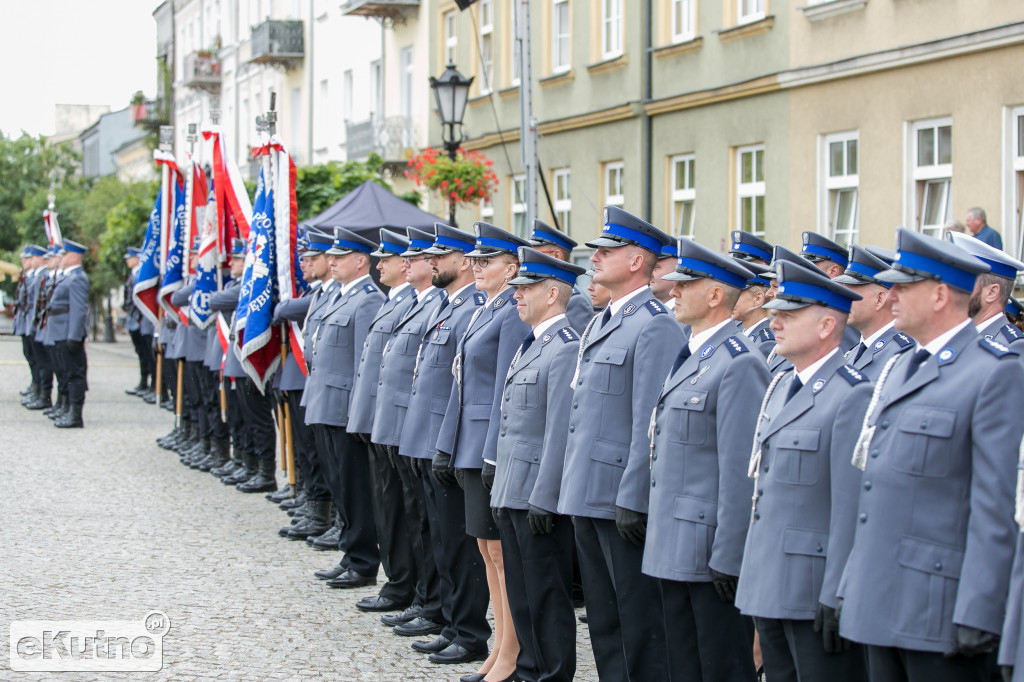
[295,153,420,222]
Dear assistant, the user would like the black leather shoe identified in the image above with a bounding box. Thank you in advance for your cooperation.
[314,562,346,580]
[578,613,588,623]
[308,523,341,550]
[381,604,423,627]
[460,674,485,682]
[428,642,487,665]
[394,617,444,637]
[356,595,407,613]
[410,635,451,654]
[325,569,377,589]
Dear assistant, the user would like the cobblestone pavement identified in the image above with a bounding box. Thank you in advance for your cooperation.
[0,336,599,681]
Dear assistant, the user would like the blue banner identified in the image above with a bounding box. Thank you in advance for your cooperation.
[132,184,164,328]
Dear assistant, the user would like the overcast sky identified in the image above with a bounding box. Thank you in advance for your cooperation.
[0,1,158,138]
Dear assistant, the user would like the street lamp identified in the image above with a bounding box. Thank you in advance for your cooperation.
[429,63,473,226]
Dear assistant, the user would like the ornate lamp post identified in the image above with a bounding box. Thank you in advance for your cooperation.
[429,63,473,226]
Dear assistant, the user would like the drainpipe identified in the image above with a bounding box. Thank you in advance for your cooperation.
[642,0,653,223]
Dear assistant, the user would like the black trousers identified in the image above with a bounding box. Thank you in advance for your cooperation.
[755,617,866,682]
[161,351,176,402]
[64,340,88,404]
[195,368,228,439]
[128,329,155,378]
[422,468,490,654]
[573,516,668,682]
[237,378,275,461]
[307,423,334,502]
[395,453,441,620]
[660,579,756,682]
[53,340,69,400]
[33,340,53,393]
[21,335,35,383]
[184,361,204,429]
[225,378,245,449]
[325,427,380,577]
[367,443,416,604]
[496,507,576,682]
[865,644,995,682]
[283,390,314,484]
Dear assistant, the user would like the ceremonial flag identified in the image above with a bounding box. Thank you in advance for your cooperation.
[189,161,220,329]
[132,184,164,328]
[202,126,252,243]
[158,171,188,320]
[270,136,308,375]
[42,210,63,248]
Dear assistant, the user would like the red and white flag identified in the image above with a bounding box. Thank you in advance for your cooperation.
[269,136,306,375]
[42,210,63,248]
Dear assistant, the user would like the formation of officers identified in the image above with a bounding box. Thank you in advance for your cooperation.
[13,240,91,428]
[17,203,1024,682]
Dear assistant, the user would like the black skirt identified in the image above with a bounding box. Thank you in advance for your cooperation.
[461,468,499,540]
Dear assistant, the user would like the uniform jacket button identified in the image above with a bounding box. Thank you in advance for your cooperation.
[863,481,872,490]
[934,562,942,571]
[698,512,704,520]
[569,425,575,433]
[859,513,868,523]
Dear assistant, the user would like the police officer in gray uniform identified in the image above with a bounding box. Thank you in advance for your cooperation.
[1000,464,1024,682]
[123,246,156,397]
[800,232,862,353]
[730,230,774,266]
[526,219,593,334]
[735,261,871,682]
[733,260,776,358]
[947,231,1024,349]
[46,240,90,428]
[304,227,384,589]
[369,227,445,622]
[16,245,46,402]
[557,207,685,681]
[643,239,768,681]
[833,245,915,378]
[25,249,59,411]
[346,228,417,611]
[763,247,825,375]
[490,247,584,682]
[839,228,1024,682]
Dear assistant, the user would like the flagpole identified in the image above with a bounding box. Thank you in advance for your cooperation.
[154,125,174,410]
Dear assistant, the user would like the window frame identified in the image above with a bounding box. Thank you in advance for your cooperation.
[906,117,952,238]
[478,0,494,94]
[444,10,458,66]
[1006,106,1024,260]
[553,168,572,236]
[511,174,527,237]
[737,0,766,25]
[510,0,521,86]
[601,0,623,60]
[819,130,859,247]
[670,153,696,238]
[671,0,696,43]
[552,0,571,74]
[736,144,766,238]
[604,161,625,208]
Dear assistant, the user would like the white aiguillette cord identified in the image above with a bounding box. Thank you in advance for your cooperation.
[850,355,900,471]
[1016,432,1024,532]
[570,312,602,389]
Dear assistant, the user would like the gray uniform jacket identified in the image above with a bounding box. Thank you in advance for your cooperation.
[438,287,532,469]
[209,281,244,379]
[272,293,314,392]
[766,344,793,375]
[1000,533,1024,670]
[33,270,55,342]
[844,326,914,380]
[298,281,337,375]
[169,282,206,362]
[643,322,771,583]
[979,317,1024,348]
[25,269,44,336]
[46,269,89,343]
[303,277,383,427]
[746,317,775,359]
[490,321,580,512]
[399,285,485,460]
[371,288,445,447]
[734,353,872,620]
[557,288,687,519]
[124,269,141,333]
[838,325,1024,653]
[13,270,33,336]
[347,285,417,435]
[566,288,595,335]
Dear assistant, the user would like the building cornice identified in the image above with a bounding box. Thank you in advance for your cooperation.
[461,103,637,151]
[644,75,780,117]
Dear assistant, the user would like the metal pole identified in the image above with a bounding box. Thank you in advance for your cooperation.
[517,0,538,232]
[447,133,458,227]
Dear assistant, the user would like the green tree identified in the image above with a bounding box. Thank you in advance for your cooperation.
[295,153,420,222]
[0,132,79,252]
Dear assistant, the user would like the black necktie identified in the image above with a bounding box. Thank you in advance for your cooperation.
[785,376,803,403]
[520,332,536,356]
[437,290,449,312]
[852,342,867,363]
[600,308,612,328]
[905,348,931,380]
[671,344,692,375]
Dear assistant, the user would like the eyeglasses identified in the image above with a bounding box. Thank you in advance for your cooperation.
[470,257,493,268]
[404,255,430,263]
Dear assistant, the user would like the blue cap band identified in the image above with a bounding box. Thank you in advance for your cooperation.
[434,235,474,252]
[519,261,579,285]
[974,256,1018,280]
[307,240,330,252]
[895,250,978,292]
[676,256,749,290]
[532,228,574,252]
[332,239,372,254]
[661,243,678,258]
[477,236,522,253]
[603,223,662,254]
[778,280,853,313]
[802,243,848,268]
[732,242,772,262]
[409,239,434,251]
[379,240,407,255]
[63,243,86,254]
[846,261,890,287]
[748,274,771,287]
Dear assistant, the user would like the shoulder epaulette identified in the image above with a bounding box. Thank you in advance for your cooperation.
[724,336,749,357]
[755,327,775,342]
[892,332,913,348]
[558,326,579,342]
[644,299,667,316]
[362,282,376,294]
[980,336,1018,357]
[473,292,487,305]
[837,364,869,385]
[999,324,1024,344]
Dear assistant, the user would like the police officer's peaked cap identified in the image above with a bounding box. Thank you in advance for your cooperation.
[62,240,87,255]
[737,260,772,288]
[123,246,143,259]
[801,232,849,268]
[661,237,753,290]
[833,245,894,288]
[764,260,862,313]
[465,222,531,258]
[400,227,437,257]
[586,206,674,256]
[876,228,989,293]
[510,246,586,286]
[423,223,477,255]
[763,245,821,280]
[864,245,897,265]
[946,231,1024,280]
[729,231,774,263]
[230,238,246,256]
[370,228,410,258]
[303,230,334,256]
[528,219,577,253]
[325,227,376,256]
[25,244,47,257]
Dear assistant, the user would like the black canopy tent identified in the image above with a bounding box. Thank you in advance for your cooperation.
[303,180,440,239]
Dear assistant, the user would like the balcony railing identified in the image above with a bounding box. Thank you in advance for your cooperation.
[249,20,304,67]
[183,52,221,91]
[345,116,416,164]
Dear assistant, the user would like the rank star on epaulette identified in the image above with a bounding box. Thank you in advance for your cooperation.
[363,283,376,293]
[724,336,749,357]
[1001,324,1023,341]
[838,365,867,384]
[473,292,487,304]
[559,327,579,342]
[644,300,667,315]
[893,333,913,347]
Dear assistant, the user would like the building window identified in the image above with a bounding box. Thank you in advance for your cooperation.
[601,0,623,59]
[343,69,353,121]
[671,154,696,238]
[370,60,382,119]
[481,195,494,221]
[821,131,859,246]
[604,161,624,207]
[478,0,494,94]
[671,0,695,43]
[444,10,458,65]
[552,0,571,73]
[909,118,952,238]
[553,168,572,235]
[510,1,521,86]
[737,145,765,237]
[738,0,765,24]
[400,47,414,120]
[1010,107,1024,258]
[511,174,527,237]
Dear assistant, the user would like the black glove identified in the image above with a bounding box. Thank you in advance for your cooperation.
[432,451,456,486]
[384,445,398,469]
[835,597,843,621]
[491,506,500,526]
[410,456,424,479]
[813,602,848,653]
[67,339,83,354]
[944,625,999,658]
[528,505,554,535]
[481,462,496,491]
[1002,666,1013,682]
[614,506,647,547]
[352,433,370,445]
[710,569,739,605]
[455,467,465,489]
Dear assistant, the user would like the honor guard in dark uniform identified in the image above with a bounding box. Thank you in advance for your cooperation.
[526,219,593,333]
[833,245,915,378]
[343,228,418,609]
[489,247,585,682]
[645,239,770,681]
[46,240,91,428]
[557,207,686,681]
[173,245,212,468]
[947,231,1024,349]
[25,248,59,411]
[730,230,774,265]
[15,245,46,401]
[367,228,446,623]
[123,246,156,397]
[303,227,383,589]
[763,246,824,375]
[732,260,775,358]
[13,248,31,392]
[800,232,861,353]
[398,224,489,663]
[734,261,870,682]
[839,228,1024,682]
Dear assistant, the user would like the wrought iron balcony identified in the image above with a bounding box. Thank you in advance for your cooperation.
[183,51,221,91]
[345,116,416,165]
[249,20,304,67]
